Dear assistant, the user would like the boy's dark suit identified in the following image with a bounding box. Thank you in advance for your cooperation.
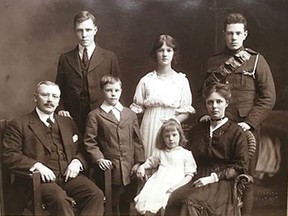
[84,106,145,215]
[55,45,120,132]
[2,110,104,216]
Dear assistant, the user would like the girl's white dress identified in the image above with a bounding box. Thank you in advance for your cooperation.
[134,146,197,214]
[130,71,195,159]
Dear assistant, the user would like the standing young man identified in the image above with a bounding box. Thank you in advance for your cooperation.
[56,11,120,134]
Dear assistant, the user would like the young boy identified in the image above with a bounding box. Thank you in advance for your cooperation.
[84,74,145,216]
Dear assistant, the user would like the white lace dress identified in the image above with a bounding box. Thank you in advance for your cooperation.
[134,146,197,214]
[130,71,195,159]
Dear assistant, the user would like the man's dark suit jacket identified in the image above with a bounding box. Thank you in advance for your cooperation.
[55,45,120,126]
[2,110,87,172]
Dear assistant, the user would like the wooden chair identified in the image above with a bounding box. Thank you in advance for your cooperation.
[0,119,112,216]
[234,130,257,216]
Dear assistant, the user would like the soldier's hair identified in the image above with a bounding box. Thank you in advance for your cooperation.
[155,118,187,150]
[150,34,179,64]
[224,13,247,31]
[74,11,97,27]
[202,82,231,101]
[100,75,122,90]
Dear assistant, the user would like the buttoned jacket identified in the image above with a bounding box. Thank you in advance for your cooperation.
[2,110,87,171]
[84,107,145,186]
[55,45,120,123]
[199,47,276,130]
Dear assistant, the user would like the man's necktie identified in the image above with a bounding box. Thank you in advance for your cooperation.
[46,117,53,130]
[82,48,89,67]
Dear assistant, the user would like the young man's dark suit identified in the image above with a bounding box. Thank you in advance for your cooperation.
[56,45,120,133]
[2,110,104,216]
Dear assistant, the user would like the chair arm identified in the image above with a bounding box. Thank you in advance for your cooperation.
[10,169,36,178]
[234,174,254,208]
[10,170,43,215]
[104,169,112,216]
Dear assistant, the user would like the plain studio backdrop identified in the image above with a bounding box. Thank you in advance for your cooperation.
[0,0,287,119]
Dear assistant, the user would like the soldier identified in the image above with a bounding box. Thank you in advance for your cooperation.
[199,13,276,216]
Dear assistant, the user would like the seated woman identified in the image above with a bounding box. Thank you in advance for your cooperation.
[165,82,249,216]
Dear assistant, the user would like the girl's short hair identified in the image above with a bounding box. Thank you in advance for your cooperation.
[150,34,179,64]
[155,118,187,150]
[100,75,122,90]
[202,82,232,101]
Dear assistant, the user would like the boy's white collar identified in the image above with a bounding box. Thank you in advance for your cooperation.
[101,101,123,113]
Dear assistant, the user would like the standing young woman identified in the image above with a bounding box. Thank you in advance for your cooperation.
[130,34,195,159]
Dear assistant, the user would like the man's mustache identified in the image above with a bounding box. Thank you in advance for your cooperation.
[44,103,55,107]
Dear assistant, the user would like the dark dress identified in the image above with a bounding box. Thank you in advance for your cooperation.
[165,120,249,216]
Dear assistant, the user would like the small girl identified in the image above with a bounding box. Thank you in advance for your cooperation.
[134,118,197,215]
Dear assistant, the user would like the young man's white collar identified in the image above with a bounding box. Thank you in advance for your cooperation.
[35,107,55,126]
[78,42,96,60]
[100,101,123,113]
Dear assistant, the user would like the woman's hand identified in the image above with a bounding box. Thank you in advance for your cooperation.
[193,173,218,187]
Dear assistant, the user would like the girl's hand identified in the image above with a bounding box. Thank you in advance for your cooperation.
[131,163,141,176]
[166,186,176,193]
[136,164,146,180]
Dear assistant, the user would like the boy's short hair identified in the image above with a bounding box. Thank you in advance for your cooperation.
[100,75,122,90]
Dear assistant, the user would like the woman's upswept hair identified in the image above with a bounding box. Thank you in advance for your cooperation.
[150,34,179,64]
[155,118,187,150]
[202,82,232,101]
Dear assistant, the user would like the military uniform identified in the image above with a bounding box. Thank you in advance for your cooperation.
[203,47,276,130]
[200,46,276,216]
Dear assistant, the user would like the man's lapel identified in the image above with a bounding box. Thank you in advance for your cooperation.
[88,45,103,73]
[28,111,51,153]
[67,46,82,76]
[55,115,72,161]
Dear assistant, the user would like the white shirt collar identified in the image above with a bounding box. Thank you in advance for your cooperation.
[78,42,96,59]
[100,101,123,113]
[35,107,55,126]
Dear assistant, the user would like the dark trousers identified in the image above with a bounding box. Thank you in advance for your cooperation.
[75,100,91,135]
[8,174,104,216]
[112,180,138,216]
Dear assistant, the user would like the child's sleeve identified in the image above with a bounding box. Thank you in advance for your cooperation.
[142,149,161,169]
[184,150,197,177]
[83,111,105,164]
